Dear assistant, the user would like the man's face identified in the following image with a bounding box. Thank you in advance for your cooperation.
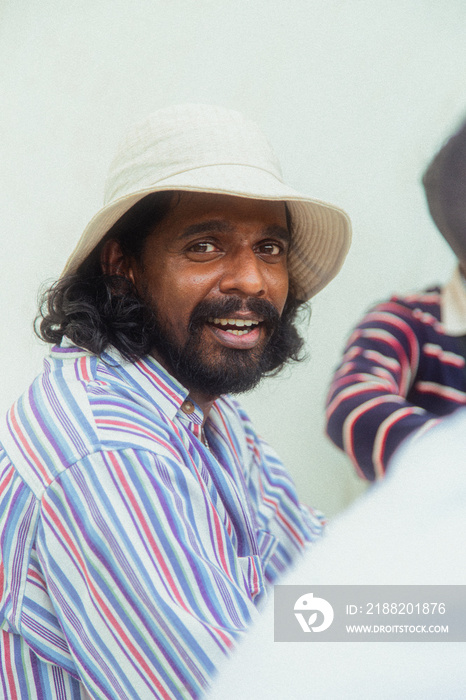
[127,191,290,398]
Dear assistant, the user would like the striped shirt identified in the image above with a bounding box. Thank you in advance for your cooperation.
[0,343,323,699]
[325,282,466,481]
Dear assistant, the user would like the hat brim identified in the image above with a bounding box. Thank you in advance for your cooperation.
[62,164,351,301]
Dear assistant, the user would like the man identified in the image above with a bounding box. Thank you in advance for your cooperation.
[325,117,466,481]
[0,104,351,699]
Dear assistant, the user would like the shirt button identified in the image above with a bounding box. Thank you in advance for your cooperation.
[181,399,195,414]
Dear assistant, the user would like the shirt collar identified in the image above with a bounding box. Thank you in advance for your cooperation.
[441,266,466,336]
[103,349,206,431]
[52,339,196,423]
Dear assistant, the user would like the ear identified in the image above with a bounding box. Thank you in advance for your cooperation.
[100,239,136,284]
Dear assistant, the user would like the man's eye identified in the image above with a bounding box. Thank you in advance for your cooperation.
[258,242,285,256]
[188,242,218,253]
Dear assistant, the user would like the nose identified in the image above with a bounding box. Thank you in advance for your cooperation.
[219,248,266,298]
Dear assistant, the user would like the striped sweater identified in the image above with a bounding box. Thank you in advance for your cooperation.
[0,343,323,699]
[325,286,466,481]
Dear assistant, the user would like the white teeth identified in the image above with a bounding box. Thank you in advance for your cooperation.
[207,317,259,328]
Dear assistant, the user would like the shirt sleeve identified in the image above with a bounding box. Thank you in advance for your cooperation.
[325,300,440,481]
[37,448,261,700]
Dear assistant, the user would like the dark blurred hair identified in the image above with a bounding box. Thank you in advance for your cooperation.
[36,192,308,372]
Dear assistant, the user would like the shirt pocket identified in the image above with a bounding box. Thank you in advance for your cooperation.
[238,529,278,602]
[238,553,265,602]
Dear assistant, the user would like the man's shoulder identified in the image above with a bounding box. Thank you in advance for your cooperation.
[362,285,443,324]
[212,394,257,441]
[214,393,247,419]
[0,348,185,495]
[211,394,284,468]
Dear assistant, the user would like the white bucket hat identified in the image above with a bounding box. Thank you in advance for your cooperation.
[63,104,351,301]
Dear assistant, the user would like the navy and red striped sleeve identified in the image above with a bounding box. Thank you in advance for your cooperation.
[325,297,442,480]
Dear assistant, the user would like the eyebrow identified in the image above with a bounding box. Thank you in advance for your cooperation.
[264,224,291,244]
[179,220,291,243]
[179,220,234,239]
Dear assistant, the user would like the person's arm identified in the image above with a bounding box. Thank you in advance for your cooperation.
[325,299,440,480]
[38,448,261,700]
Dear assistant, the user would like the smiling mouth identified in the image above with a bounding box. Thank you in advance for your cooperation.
[206,317,261,336]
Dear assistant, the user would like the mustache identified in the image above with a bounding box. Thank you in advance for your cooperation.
[188,296,281,332]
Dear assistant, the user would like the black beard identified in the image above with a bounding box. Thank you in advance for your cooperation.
[144,295,283,396]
